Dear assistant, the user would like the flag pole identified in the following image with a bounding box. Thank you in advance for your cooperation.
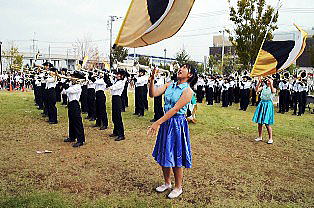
[251,0,282,77]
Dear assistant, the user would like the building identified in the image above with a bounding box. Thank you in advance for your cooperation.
[127,53,176,66]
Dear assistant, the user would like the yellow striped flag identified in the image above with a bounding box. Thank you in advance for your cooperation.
[251,24,308,77]
[114,0,195,48]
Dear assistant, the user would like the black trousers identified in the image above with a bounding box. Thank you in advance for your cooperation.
[293,92,299,115]
[299,91,307,115]
[278,90,285,113]
[37,85,43,109]
[215,88,221,103]
[134,86,139,114]
[154,95,164,120]
[222,90,229,107]
[240,89,249,110]
[62,94,68,105]
[234,87,240,103]
[80,85,88,113]
[47,88,57,122]
[121,81,129,110]
[138,86,145,116]
[68,100,85,143]
[196,86,203,103]
[284,90,290,112]
[205,87,213,105]
[55,83,62,102]
[112,95,124,137]
[251,89,256,106]
[95,90,108,127]
[144,84,148,110]
[87,88,96,119]
[34,85,40,106]
[228,87,234,106]
[43,87,49,116]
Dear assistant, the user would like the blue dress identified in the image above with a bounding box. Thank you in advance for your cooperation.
[252,86,275,125]
[152,82,192,168]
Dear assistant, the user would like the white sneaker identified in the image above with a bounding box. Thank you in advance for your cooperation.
[255,137,262,142]
[267,139,273,144]
[168,188,183,199]
[156,184,172,193]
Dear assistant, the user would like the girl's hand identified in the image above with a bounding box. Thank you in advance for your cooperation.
[147,122,160,138]
[151,67,157,79]
[258,76,262,83]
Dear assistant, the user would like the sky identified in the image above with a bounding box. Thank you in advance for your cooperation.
[0,0,313,62]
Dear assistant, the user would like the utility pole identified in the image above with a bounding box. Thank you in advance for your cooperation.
[48,44,51,62]
[0,41,2,75]
[108,15,119,69]
[164,48,167,69]
[220,30,225,73]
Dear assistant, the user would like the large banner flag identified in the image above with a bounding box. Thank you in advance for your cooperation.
[251,24,308,77]
[114,0,195,48]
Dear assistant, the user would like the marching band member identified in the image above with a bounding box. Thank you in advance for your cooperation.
[151,69,165,122]
[221,78,229,107]
[86,71,96,121]
[205,75,215,105]
[239,76,251,111]
[63,71,85,147]
[46,67,58,124]
[108,70,126,141]
[94,71,109,130]
[134,69,147,117]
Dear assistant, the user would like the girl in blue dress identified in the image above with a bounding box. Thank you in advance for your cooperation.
[252,76,276,144]
[147,64,198,199]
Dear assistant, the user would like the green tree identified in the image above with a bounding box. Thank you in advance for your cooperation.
[138,56,150,66]
[226,0,279,69]
[111,46,128,63]
[175,48,190,66]
[2,46,23,71]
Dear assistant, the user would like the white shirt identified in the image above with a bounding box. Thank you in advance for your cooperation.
[240,81,251,89]
[222,83,229,91]
[110,79,126,96]
[229,80,235,88]
[196,78,205,86]
[66,84,82,102]
[46,76,57,89]
[207,79,215,88]
[95,78,107,91]
[135,75,148,87]
[87,80,96,89]
[155,76,165,88]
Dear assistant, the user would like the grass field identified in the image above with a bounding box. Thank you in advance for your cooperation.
[0,90,313,208]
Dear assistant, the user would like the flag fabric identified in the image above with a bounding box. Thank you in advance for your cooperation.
[114,0,195,48]
[251,24,308,77]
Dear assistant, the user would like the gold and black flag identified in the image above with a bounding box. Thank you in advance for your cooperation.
[114,0,195,48]
[251,24,308,77]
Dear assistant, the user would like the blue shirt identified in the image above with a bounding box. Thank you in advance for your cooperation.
[164,82,190,114]
[260,86,274,101]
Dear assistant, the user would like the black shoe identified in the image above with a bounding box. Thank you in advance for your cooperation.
[281,112,285,114]
[72,142,84,147]
[292,113,297,115]
[239,109,243,110]
[115,136,125,141]
[99,126,108,130]
[64,138,75,142]
[133,113,138,115]
[89,118,96,121]
[297,114,301,116]
[150,119,156,122]
[109,134,118,138]
[138,114,144,117]
[49,121,58,124]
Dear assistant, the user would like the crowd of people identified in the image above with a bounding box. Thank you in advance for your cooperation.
[193,73,312,116]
